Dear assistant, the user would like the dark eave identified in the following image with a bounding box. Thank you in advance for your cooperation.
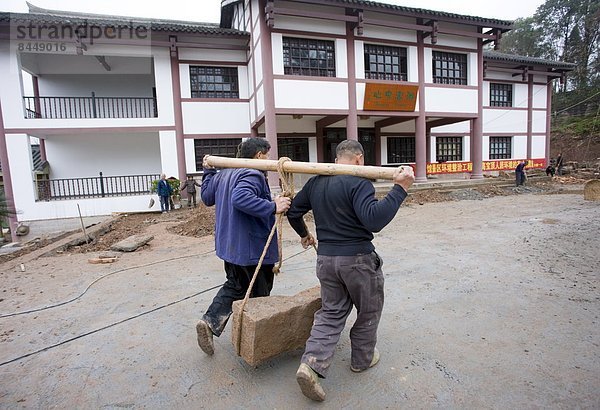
[320,0,513,28]
[484,51,576,71]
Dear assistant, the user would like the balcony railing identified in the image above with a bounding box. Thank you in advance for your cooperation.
[36,173,160,201]
[24,93,158,119]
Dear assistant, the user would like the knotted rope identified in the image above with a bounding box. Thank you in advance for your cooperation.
[234,157,296,355]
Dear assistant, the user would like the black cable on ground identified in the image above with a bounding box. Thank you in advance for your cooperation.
[0,283,223,368]
[0,244,315,367]
[0,250,216,319]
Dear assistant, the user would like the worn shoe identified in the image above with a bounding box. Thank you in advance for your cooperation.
[350,348,380,373]
[296,363,325,402]
[196,319,214,355]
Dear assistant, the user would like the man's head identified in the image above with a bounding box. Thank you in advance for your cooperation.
[238,138,271,159]
[187,175,193,180]
[160,173,166,180]
[335,140,364,165]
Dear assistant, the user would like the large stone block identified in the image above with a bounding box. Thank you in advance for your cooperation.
[584,179,600,201]
[231,286,321,366]
[110,235,154,252]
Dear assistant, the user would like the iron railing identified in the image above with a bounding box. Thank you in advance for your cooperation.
[36,173,160,201]
[24,93,158,119]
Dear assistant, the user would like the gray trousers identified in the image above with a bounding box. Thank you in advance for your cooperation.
[302,252,384,377]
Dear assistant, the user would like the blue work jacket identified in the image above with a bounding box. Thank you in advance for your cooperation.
[201,168,278,266]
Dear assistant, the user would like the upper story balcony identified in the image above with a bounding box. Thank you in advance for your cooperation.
[23,93,157,119]
[20,53,158,121]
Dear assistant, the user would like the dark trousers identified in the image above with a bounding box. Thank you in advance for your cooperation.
[516,171,526,186]
[159,195,170,211]
[203,261,274,337]
[302,252,384,377]
[187,191,197,207]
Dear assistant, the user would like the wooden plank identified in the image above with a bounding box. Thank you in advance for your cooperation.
[204,156,406,180]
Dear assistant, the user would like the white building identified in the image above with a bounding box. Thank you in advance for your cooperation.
[0,0,574,233]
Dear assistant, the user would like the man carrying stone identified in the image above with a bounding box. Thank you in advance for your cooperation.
[286,140,415,401]
[195,138,291,355]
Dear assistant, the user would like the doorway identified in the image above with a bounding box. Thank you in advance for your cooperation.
[324,128,376,165]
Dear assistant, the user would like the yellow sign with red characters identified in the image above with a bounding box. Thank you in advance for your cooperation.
[426,159,546,174]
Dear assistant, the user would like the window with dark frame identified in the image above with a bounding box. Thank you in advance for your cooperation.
[432,51,467,85]
[489,136,512,159]
[277,138,310,162]
[387,137,415,163]
[364,44,408,81]
[194,138,242,171]
[436,137,463,162]
[189,66,239,99]
[283,37,336,77]
[490,83,513,107]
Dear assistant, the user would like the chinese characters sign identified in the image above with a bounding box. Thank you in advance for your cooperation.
[426,159,546,174]
[482,159,545,171]
[427,162,472,174]
[363,83,418,111]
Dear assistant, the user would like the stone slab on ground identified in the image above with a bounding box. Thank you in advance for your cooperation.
[583,179,600,200]
[231,286,321,366]
[110,234,154,252]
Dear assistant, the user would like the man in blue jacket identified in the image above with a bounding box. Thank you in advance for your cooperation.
[287,140,414,401]
[196,138,291,355]
[157,174,172,213]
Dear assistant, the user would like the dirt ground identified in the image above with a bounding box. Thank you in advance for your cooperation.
[0,179,598,408]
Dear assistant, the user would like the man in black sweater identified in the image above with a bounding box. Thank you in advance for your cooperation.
[287,140,415,401]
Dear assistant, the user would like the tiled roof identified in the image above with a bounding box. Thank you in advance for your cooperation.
[0,3,248,37]
[221,0,513,28]
[484,51,576,70]
[312,0,512,27]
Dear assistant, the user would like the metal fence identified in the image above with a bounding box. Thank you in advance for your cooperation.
[36,173,160,201]
[23,94,158,119]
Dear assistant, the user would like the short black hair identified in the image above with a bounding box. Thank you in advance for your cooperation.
[237,138,271,159]
[336,139,364,159]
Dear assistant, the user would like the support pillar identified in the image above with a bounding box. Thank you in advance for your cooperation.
[527,72,534,161]
[259,0,279,186]
[346,22,358,141]
[0,99,18,238]
[414,29,427,182]
[470,36,484,179]
[169,38,186,182]
[545,77,553,165]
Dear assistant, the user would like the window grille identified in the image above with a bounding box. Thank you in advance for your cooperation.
[364,44,408,81]
[432,51,467,85]
[190,66,239,98]
[436,137,463,161]
[283,37,336,77]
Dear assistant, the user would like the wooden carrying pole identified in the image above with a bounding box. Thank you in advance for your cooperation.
[204,156,401,180]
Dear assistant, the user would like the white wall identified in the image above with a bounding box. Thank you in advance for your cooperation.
[532,111,548,133]
[184,139,197,174]
[274,80,348,109]
[533,85,548,109]
[425,87,477,113]
[513,135,528,158]
[483,109,528,133]
[159,130,178,178]
[182,102,250,134]
[45,132,161,179]
[532,135,546,158]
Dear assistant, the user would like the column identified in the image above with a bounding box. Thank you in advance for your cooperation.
[414,31,427,182]
[169,38,187,182]
[346,22,358,141]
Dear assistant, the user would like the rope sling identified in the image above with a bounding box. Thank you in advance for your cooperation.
[234,157,314,355]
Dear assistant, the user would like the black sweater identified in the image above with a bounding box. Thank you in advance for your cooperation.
[287,175,407,256]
